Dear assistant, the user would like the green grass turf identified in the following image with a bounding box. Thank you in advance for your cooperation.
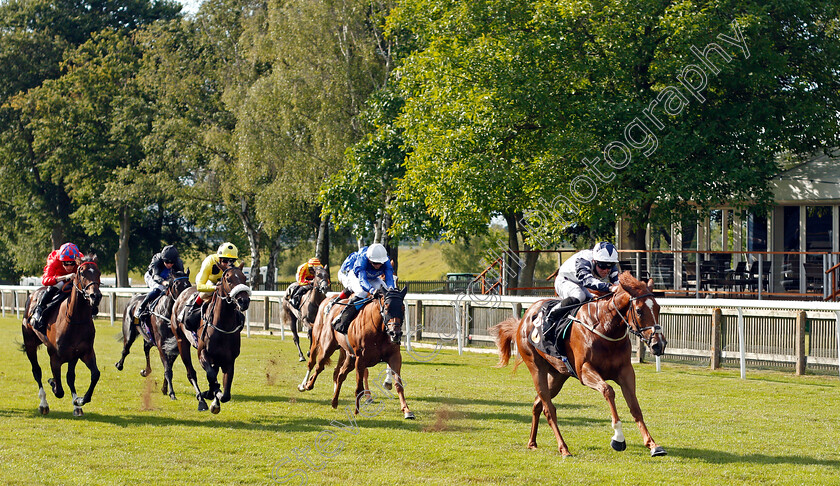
[0,316,838,485]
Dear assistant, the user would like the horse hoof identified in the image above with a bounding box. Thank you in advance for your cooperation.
[169,394,177,401]
[140,369,150,377]
[383,381,393,391]
[611,440,626,452]
[198,401,209,412]
[115,361,123,371]
[651,446,667,457]
[73,397,86,407]
[404,411,415,420]
[39,405,49,415]
[73,408,84,417]
[297,384,306,392]
[210,404,220,414]
[298,356,306,362]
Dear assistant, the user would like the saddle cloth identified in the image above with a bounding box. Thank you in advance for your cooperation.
[528,300,580,369]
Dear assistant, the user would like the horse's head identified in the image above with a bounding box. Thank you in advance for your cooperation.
[617,272,667,356]
[379,286,408,344]
[313,266,331,295]
[170,269,192,298]
[75,255,102,309]
[220,264,251,312]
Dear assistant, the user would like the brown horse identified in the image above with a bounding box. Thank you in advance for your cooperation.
[22,255,102,416]
[115,270,191,400]
[490,271,667,457]
[171,264,251,413]
[281,266,331,361]
[298,287,414,419]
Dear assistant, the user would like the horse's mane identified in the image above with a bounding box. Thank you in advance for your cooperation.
[618,271,648,297]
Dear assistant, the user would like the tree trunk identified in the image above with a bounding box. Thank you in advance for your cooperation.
[265,231,287,292]
[238,196,262,289]
[116,206,130,287]
[50,224,63,250]
[503,212,521,295]
[315,214,330,269]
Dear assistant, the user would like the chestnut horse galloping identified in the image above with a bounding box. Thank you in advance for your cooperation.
[22,255,102,416]
[281,266,331,362]
[491,271,667,457]
[298,287,414,419]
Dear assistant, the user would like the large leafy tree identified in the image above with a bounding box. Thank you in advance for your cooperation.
[391,0,840,290]
[0,0,180,279]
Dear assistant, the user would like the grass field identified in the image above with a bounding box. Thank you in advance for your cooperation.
[1,316,838,485]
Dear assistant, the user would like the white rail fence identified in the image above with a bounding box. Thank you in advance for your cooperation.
[2,286,838,378]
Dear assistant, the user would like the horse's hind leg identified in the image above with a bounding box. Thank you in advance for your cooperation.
[115,317,138,371]
[140,340,153,377]
[616,368,666,456]
[158,346,177,400]
[289,313,305,362]
[176,330,207,411]
[529,369,569,449]
[47,352,65,399]
[331,352,354,409]
[22,327,49,415]
[524,358,571,456]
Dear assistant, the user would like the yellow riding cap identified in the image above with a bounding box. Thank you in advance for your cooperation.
[217,242,238,259]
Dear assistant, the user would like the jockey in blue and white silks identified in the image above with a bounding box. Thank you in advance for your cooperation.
[554,241,620,305]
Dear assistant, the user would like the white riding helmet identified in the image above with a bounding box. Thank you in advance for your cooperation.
[591,241,619,263]
[366,243,389,264]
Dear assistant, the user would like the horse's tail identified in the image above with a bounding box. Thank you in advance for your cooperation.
[490,317,519,368]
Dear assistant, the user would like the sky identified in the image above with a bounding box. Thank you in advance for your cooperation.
[178,0,202,15]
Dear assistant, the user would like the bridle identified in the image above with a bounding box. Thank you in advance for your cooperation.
[376,290,404,339]
[209,267,251,334]
[609,292,664,348]
[72,261,101,305]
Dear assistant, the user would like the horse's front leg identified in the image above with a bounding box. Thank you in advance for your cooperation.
[219,362,235,403]
[289,312,305,362]
[66,358,84,416]
[331,351,354,409]
[77,350,100,409]
[47,352,65,399]
[616,367,666,457]
[579,363,626,453]
[157,344,177,400]
[385,354,414,420]
[203,361,222,414]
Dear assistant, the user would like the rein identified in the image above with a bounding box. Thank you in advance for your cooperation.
[208,268,251,334]
[608,292,663,346]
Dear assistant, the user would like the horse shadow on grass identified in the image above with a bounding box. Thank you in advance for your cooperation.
[667,446,840,468]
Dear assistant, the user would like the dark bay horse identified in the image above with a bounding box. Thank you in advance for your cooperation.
[281,266,331,361]
[490,271,667,457]
[22,255,102,416]
[171,264,251,413]
[115,270,191,400]
[298,286,414,419]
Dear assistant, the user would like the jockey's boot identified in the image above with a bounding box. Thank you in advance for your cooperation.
[546,297,580,324]
[134,288,162,319]
[31,286,60,333]
[333,295,363,334]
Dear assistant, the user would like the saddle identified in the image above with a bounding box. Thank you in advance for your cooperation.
[528,300,580,374]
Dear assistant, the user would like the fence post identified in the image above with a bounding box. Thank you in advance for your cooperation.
[245,306,251,337]
[711,308,722,369]
[737,306,746,379]
[512,302,522,318]
[15,291,20,320]
[413,300,423,342]
[1,290,5,318]
[110,293,116,327]
[263,296,270,331]
[636,336,646,363]
[795,310,807,375]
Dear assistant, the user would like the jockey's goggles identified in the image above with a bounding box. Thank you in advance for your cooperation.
[595,262,613,270]
[61,261,77,267]
[219,257,236,264]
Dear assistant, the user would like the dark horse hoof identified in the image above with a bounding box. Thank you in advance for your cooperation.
[198,400,209,412]
[651,446,667,457]
[115,361,123,371]
[611,440,627,452]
